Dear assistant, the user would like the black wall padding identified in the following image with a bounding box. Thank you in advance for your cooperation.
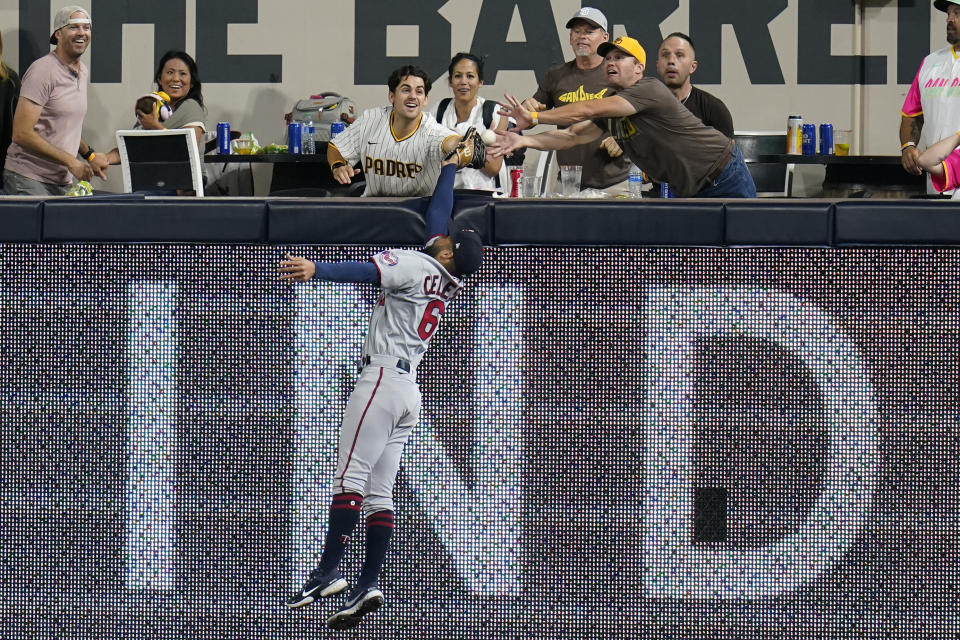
[0,199,42,242]
[268,198,427,245]
[451,197,494,244]
[42,199,267,242]
[725,201,833,246]
[835,200,960,245]
[493,200,725,245]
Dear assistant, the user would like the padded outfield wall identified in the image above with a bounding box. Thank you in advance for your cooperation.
[0,234,957,638]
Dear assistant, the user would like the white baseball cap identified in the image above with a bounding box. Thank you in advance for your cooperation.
[50,5,91,45]
[934,0,960,11]
[565,7,608,32]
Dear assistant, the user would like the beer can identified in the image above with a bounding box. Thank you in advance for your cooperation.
[509,168,523,198]
[217,122,231,155]
[660,182,674,198]
[786,115,803,154]
[801,124,817,155]
[819,123,835,155]
[330,121,345,140]
[288,122,302,154]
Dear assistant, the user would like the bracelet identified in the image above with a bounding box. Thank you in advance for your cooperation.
[530,111,539,126]
[87,152,96,161]
[330,160,347,170]
[80,146,95,160]
[900,141,916,151]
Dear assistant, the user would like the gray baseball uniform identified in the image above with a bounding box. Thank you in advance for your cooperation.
[334,248,463,514]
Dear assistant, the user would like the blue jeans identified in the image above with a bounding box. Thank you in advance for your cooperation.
[694,145,756,198]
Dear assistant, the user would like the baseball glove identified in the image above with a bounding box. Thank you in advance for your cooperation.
[445,126,486,170]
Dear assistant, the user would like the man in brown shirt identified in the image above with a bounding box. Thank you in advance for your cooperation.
[495,36,756,198]
[521,7,630,192]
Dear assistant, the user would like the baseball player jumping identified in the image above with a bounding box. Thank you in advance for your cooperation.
[327,64,500,197]
[279,136,485,630]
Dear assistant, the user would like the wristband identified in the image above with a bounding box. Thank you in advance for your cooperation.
[530,111,539,126]
[900,141,916,151]
[80,147,95,160]
[87,152,96,161]
[331,160,347,170]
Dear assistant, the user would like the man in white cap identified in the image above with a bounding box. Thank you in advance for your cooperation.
[520,7,630,193]
[4,5,108,195]
[899,0,960,194]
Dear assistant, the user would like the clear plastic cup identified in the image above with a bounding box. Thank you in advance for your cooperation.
[835,129,852,156]
[560,165,582,197]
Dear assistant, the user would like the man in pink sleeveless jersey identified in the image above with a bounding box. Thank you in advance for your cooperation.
[899,0,960,195]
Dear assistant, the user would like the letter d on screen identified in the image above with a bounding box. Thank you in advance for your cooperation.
[642,287,878,600]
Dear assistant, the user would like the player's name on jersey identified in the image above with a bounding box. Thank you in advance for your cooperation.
[365,157,424,180]
[423,274,460,301]
[558,86,608,103]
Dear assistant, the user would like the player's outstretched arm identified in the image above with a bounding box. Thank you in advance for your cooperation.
[279,253,379,283]
[279,254,316,281]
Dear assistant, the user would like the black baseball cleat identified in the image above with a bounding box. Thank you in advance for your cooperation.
[444,126,486,170]
[286,568,348,609]
[325,584,384,630]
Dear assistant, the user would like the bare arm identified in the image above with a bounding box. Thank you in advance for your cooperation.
[499,93,638,130]
[327,142,359,185]
[11,96,93,181]
[900,114,924,176]
[488,120,605,158]
[480,110,511,177]
[917,131,960,176]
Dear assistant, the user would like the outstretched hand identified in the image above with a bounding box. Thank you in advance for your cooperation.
[497,94,535,130]
[486,130,526,159]
[279,253,316,281]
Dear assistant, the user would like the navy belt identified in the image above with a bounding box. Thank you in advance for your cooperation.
[361,355,411,373]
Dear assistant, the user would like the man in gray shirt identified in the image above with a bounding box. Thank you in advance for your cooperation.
[520,7,630,192]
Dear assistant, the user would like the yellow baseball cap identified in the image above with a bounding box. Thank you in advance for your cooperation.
[597,36,647,66]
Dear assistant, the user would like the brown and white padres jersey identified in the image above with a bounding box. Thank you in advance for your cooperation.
[330,106,459,197]
[365,249,462,367]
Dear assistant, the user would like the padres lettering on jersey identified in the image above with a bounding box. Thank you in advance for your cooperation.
[365,249,462,368]
[364,157,424,180]
[329,107,459,197]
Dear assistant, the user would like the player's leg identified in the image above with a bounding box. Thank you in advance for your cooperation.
[287,368,397,609]
[325,435,408,630]
[326,383,421,630]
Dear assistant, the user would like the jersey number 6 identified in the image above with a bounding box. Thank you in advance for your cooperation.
[417,300,445,340]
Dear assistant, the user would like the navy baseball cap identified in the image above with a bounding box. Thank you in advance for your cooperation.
[448,220,484,276]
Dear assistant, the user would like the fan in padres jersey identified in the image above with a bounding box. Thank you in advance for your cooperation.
[279,157,483,630]
[327,64,498,196]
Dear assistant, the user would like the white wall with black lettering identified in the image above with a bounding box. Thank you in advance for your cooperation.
[0,1,947,193]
